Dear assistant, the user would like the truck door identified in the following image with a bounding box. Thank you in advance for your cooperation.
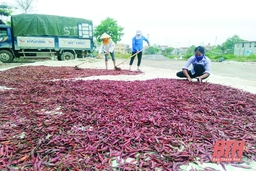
[0,27,12,48]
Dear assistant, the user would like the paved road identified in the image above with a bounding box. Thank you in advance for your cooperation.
[1,58,255,82]
[142,58,256,82]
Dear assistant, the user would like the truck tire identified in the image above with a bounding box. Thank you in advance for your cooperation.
[61,52,74,61]
[0,50,13,63]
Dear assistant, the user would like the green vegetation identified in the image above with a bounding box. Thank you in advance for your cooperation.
[166,55,178,59]
[115,53,131,59]
[144,46,159,54]
[179,35,256,62]
[208,54,256,62]
[0,3,13,17]
[94,17,124,44]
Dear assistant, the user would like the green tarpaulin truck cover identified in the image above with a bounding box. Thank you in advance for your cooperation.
[11,14,92,37]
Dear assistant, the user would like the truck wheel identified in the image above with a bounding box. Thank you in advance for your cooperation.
[0,50,13,63]
[61,52,74,61]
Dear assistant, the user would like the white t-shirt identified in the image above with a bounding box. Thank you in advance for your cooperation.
[98,39,115,54]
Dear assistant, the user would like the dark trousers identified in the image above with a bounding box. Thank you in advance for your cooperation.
[176,64,209,79]
[129,51,142,66]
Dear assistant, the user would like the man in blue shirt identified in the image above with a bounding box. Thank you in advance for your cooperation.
[129,30,150,72]
[176,46,211,82]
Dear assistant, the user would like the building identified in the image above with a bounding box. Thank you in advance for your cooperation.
[160,45,168,51]
[179,47,189,55]
[114,43,129,54]
[234,41,256,56]
[205,43,212,52]
[171,47,189,55]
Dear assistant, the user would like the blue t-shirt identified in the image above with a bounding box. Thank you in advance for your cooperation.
[132,36,150,52]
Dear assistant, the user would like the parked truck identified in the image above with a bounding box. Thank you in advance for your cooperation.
[0,14,94,62]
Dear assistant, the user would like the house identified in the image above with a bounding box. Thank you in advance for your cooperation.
[234,41,256,56]
[171,47,188,55]
[179,47,189,55]
[205,43,212,52]
[160,45,168,52]
[114,43,129,54]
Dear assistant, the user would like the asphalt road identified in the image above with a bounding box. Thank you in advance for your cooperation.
[1,58,255,82]
[142,58,256,82]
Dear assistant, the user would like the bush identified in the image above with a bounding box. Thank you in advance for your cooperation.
[209,54,256,62]
[205,53,224,60]
[166,55,176,59]
[223,54,237,60]
[183,53,192,59]
[115,53,131,59]
[235,54,256,62]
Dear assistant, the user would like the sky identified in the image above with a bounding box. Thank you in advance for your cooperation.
[2,0,256,48]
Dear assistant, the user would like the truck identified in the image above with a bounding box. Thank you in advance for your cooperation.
[0,14,94,62]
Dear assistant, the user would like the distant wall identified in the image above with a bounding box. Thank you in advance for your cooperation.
[234,42,256,56]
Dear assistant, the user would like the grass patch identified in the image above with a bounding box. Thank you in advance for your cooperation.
[225,54,256,62]
[206,54,256,62]
[115,53,131,59]
[166,55,176,59]
[181,53,256,62]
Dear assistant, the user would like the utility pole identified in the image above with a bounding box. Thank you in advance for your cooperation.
[215,36,217,46]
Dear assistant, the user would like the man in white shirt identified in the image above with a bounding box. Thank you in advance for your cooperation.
[176,46,211,82]
[97,33,116,70]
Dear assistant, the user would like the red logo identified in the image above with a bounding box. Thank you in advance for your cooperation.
[212,140,245,162]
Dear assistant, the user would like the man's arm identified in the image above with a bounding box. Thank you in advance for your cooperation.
[182,57,193,81]
[197,59,211,82]
[182,69,192,82]
[143,36,150,46]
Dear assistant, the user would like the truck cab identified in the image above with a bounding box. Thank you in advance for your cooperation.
[0,24,14,62]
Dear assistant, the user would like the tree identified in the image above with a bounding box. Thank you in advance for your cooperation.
[221,35,245,54]
[207,45,223,56]
[15,0,37,13]
[145,46,157,54]
[187,45,196,55]
[94,17,124,44]
[144,45,162,55]
[164,47,174,56]
[0,3,15,26]
[0,3,13,19]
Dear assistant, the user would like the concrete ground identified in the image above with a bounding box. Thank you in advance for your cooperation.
[2,57,254,94]
[1,57,255,93]
[0,57,256,170]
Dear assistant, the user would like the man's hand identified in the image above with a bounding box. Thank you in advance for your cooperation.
[197,77,202,83]
[182,69,192,82]
[148,44,150,46]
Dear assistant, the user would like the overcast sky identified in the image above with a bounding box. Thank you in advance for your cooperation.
[3,0,256,47]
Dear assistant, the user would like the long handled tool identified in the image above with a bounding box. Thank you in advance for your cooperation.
[74,54,101,70]
[74,60,88,70]
[114,49,143,71]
